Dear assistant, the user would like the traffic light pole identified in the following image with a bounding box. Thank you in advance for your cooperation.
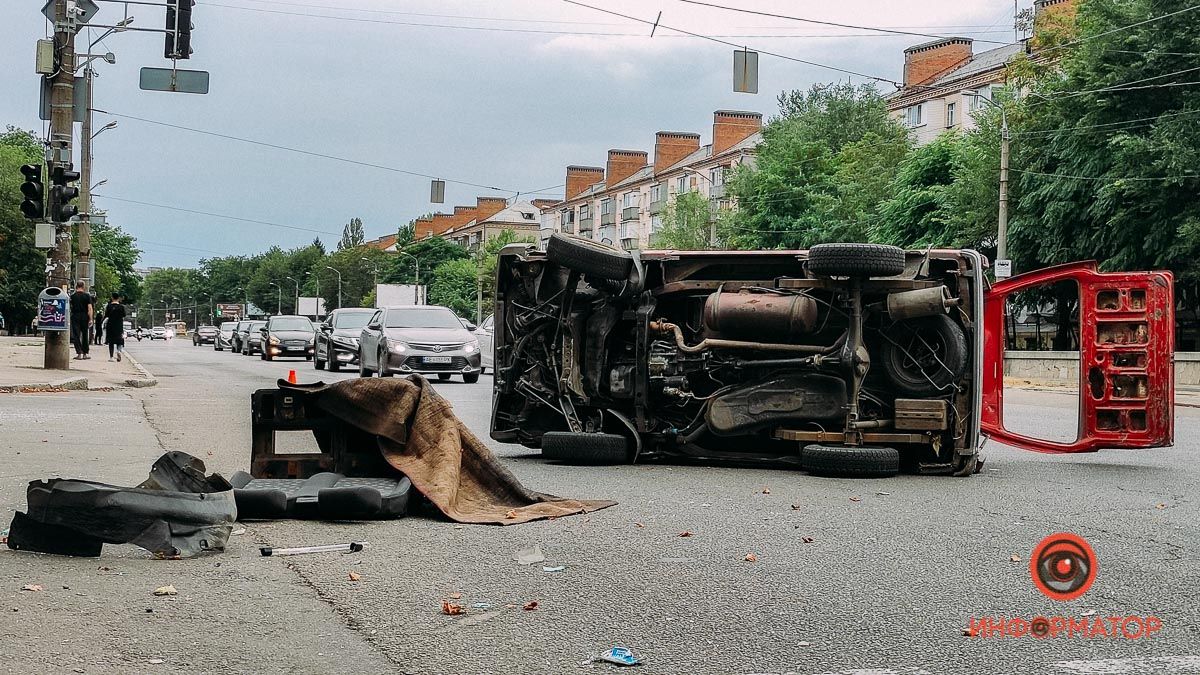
[45,0,76,370]
[78,61,95,294]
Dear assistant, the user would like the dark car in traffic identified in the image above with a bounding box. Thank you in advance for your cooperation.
[357,305,481,382]
[314,308,375,372]
[231,320,251,353]
[260,315,316,361]
[240,320,267,356]
[192,324,219,346]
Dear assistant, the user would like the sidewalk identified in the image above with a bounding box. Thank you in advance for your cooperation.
[1004,375,1200,407]
[0,335,155,391]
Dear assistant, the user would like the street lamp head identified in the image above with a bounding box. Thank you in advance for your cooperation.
[117,17,134,28]
[102,51,116,64]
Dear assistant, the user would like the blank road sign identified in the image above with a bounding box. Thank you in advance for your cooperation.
[139,67,210,94]
[733,49,759,94]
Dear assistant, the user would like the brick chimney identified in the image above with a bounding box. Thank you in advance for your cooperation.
[475,196,509,222]
[606,149,648,187]
[565,166,605,200]
[414,216,435,239]
[653,132,701,173]
[712,110,763,156]
[903,37,973,88]
[431,213,455,235]
[453,205,477,228]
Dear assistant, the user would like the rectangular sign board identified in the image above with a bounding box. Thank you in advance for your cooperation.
[39,76,86,122]
[139,67,210,94]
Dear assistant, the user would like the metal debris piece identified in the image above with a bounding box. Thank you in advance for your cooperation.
[513,544,546,565]
[594,647,641,666]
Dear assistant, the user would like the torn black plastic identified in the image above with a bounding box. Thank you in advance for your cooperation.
[5,452,236,558]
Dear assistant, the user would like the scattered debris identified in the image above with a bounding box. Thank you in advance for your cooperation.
[1009,555,1020,562]
[634,522,645,528]
[801,537,814,544]
[876,491,891,496]
[148,659,164,665]
[678,531,693,538]
[453,525,465,530]
[1155,503,1167,510]
[1081,609,1096,616]
[348,572,361,582]
[449,592,462,599]
[259,542,364,557]
[152,585,177,596]
[849,496,862,502]
[522,600,539,611]
[790,504,801,510]
[961,627,972,636]
[542,565,566,573]
[20,584,43,592]
[593,647,641,667]
[441,600,465,615]
[505,510,518,519]
[513,544,546,565]
[744,553,758,562]
[797,641,811,647]
[471,602,492,609]
[761,487,771,495]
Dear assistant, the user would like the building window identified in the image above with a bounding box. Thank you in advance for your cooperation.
[946,102,956,128]
[560,208,574,224]
[967,87,991,112]
[622,192,638,209]
[709,166,725,186]
[650,214,662,231]
[676,175,688,193]
[600,198,612,215]
[905,104,923,127]
[579,203,590,220]
[650,183,662,202]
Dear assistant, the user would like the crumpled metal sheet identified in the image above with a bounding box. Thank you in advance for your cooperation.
[6,452,236,558]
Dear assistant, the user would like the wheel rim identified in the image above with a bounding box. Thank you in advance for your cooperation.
[893,324,951,386]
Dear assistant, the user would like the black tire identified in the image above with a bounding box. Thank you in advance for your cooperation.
[437,374,452,381]
[327,354,340,372]
[358,351,371,377]
[263,349,272,361]
[378,351,393,377]
[541,431,630,465]
[463,372,480,384]
[802,444,899,478]
[314,349,325,370]
[546,233,633,281]
[807,243,905,277]
[879,313,968,397]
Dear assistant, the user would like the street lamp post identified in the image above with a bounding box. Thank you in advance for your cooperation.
[286,275,299,314]
[324,266,342,309]
[360,257,379,288]
[966,90,1010,272]
[268,282,282,315]
[396,251,421,303]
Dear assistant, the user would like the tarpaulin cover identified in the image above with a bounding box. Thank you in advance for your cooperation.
[278,376,615,524]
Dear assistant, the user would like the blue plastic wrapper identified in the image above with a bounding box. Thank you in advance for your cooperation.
[596,647,641,666]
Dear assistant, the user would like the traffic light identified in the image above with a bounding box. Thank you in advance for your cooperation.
[19,164,44,220]
[49,165,80,223]
[164,0,194,60]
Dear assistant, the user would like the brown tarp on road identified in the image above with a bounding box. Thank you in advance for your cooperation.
[279,376,615,525]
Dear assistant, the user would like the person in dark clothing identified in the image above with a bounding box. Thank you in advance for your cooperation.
[102,293,127,361]
[69,282,93,360]
[93,294,103,344]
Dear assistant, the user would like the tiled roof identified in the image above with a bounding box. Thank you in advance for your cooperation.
[928,42,1024,86]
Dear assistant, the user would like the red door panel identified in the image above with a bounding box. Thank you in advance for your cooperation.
[981,261,1174,453]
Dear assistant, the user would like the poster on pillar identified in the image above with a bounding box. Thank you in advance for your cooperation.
[37,288,68,331]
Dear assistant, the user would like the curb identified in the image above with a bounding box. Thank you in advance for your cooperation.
[0,377,88,393]
[122,351,158,388]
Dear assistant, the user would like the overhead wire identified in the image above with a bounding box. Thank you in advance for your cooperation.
[1010,168,1198,181]
[91,194,344,235]
[676,0,1007,45]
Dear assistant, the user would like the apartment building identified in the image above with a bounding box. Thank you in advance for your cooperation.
[541,110,763,250]
[442,199,544,251]
[887,0,1076,145]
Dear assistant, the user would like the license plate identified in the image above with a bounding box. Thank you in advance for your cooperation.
[423,356,452,364]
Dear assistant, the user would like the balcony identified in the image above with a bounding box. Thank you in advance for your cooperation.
[600,211,615,226]
[620,206,639,222]
[648,199,666,215]
[560,221,575,234]
[621,237,639,251]
[708,183,726,199]
[578,216,594,232]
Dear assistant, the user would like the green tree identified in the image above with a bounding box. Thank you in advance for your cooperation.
[875,133,961,248]
[90,220,142,305]
[722,82,911,249]
[390,237,469,288]
[428,258,477,318]
[655,191,713,250]
[0,127,45,332]
[141,268,201,327]
[337,217,365,251]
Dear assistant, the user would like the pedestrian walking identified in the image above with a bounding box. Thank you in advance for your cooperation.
[102,292,127,362]
[93,293,103,345]
[69,282,93,360]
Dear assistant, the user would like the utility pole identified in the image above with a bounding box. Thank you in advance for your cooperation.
[78,62,93,294]
[997,114,1010,265]
[325,266,342,309]
[45,0,76,370]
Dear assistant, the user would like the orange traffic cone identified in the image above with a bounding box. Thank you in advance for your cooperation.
[287,369,297,384]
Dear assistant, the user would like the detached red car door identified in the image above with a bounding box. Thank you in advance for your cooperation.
[981,261,1174,453]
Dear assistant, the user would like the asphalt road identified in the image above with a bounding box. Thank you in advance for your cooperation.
[1,338,1197,675]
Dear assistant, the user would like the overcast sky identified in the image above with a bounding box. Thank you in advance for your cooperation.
[1,0,1028,267]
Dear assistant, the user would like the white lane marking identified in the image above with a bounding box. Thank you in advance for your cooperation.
[1054,656,1200,674]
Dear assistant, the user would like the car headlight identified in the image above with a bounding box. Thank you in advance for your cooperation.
[463,341,479,354]
[387,339,407,353]
[268,335,279,345]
